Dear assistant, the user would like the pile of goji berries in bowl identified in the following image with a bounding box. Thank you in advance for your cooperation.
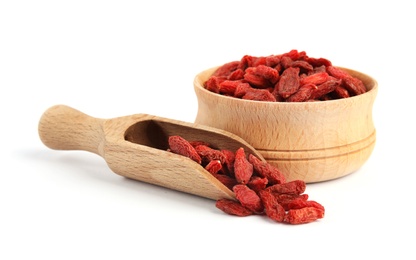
[193,50,378,183]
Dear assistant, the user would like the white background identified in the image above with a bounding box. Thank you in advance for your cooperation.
[1,1,415,259]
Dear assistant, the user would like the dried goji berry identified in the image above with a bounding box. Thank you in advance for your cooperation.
[276,67,300,99]
[242,88,277,102]
[204,50,367,102]
[286,83,317,102]
[253,64,280,84]
[227,68,245,80]
[216,199,253,217]
[234,82,252,98]
[233,184,264,213]
[218,80,239,96]
[287,198,325,211]
[284,207,325,224]
[205,160,222,175]
[280,55,293,69]
[247,176,268,193]
[167,135,325,225]
[265,55,281,68]
[326,65,351,79]
[258,190,286,222]
[212,61,240,77]
[342,76,367,96]
[233,147,253,184]
[248,154,286,184]
[300,71,329,86]
[266,180,306,195]
[309,78,341,100]
[189,140,211,148]
[291,60,314,72]
[306,57,332,67]
[221,149,235,176]
[211,172,238,190]
[332,85,350,99]
[168,135,202,164]
[194,144,227,165]
[275,193,309,211]
[243,71,273,89]
[204,76,224,94]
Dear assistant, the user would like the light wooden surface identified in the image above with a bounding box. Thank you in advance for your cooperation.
[194,67,378,183]
[38,105,266,200]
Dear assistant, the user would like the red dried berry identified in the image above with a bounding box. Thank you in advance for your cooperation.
[233,184,264,213]
[227,68,245,80]
[259,190,286,222]
[248,154,286,184]
[342,76,367,96]
[166,135,325,225]
[216,199,253,217]
[247,176,268,193]
[266,180,306,195]
[205,160,222,175]
[309,78,341,100]
[332,85,350,99]
[221,149,235,176]
[287,199,325,211]
[275,193,309,211]
[168,136,202,164]
[233,148,253,184]
[284,207,325,224]
[212,61,240,77]
[244,69,273,89]
[276,67,300,99]
[242,88,277,102]
[194,144,227,165]
[300,71,329,86]
[286,83,317,102]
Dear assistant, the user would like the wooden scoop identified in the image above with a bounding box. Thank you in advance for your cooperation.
[38,105,265,200]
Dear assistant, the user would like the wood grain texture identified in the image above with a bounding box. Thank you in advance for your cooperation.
[193,66,378,183]
[38,105,266,200]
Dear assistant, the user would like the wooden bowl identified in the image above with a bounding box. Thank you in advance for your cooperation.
[193,66,378,183]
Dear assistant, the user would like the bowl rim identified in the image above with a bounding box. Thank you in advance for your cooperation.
[194,66,378,106]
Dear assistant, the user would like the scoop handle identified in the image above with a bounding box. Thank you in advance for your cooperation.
[38,105,105,155]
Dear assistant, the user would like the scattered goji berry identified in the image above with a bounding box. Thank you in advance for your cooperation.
[265,180,306,195]
[286,198,325,211]
[284,207,325,224]
[167,135,325,225]
[215,199,254,217]
[274,193,309,211]
[259,190,286,222]
[247,176,268,193]
[233,184,264,214]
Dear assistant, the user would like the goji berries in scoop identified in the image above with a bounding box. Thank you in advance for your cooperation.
[167,135,325,225]
[203,50,367,102]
